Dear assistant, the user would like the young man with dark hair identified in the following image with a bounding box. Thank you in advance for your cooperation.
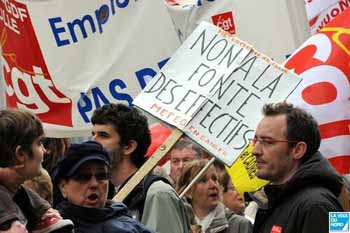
[91,103,189,233]
[0,109,73,233]
[252,102,343,233]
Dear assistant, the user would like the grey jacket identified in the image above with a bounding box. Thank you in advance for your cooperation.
[141,180,190,233]
[203,203,253,233]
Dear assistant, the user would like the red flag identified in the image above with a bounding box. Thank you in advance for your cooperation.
[284,8,350,174]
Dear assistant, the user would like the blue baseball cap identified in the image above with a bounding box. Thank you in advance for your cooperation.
[52,140,110,183]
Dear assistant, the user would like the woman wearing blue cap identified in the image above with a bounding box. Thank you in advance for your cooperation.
[52,140,151,233]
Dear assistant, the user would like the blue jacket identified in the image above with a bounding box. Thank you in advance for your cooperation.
[57,200,151,233]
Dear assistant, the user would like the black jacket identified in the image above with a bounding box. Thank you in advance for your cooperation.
[57,200,151,233]
[253,152,343,233]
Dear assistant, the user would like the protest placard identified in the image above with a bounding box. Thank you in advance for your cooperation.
[134,21,303,166]
[226,144,268,196]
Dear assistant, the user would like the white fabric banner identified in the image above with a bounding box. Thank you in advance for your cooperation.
[0,0,180,137]
[166,0,310,63]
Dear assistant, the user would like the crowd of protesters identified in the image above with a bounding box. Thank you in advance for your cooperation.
[0,102,347,233]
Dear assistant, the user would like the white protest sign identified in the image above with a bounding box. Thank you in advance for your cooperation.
[134,22,302,166]
[0,0,179,137]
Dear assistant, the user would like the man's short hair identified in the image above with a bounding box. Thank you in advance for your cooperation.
[262,102,320,161]
[91,104,151,168]
[171,138,202,158]
[0,108,44,167]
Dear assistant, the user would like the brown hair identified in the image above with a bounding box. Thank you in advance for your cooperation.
[219,171,232,193]
[176,159,209,197]
[42,138,71,174]
[0,108,44,167]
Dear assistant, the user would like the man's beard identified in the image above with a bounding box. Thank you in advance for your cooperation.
[110,147,123,169]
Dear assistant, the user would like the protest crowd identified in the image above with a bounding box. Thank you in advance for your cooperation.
[0,0,350,233]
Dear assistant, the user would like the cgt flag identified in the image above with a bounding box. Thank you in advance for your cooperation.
[284,8,350,174]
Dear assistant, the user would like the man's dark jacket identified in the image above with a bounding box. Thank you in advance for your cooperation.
[253,152,343,233]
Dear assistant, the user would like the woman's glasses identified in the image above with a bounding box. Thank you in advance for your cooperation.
[71,172,109,183]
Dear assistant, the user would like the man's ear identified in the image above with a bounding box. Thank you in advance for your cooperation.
[59,180,68,198]
[292,141,307,160]
[15,145,26,165]
[122,140,138,157]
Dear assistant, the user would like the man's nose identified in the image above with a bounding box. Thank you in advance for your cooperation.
[41,144,47,154]
[178,160,184,168]
[252,143,262,157]
[88,175,99,186]
[208,178,218,188]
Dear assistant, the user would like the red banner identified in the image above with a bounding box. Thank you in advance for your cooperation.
[1,0,73,127]
[285,8,350,174]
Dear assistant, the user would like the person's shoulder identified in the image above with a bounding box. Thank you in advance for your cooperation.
[145,173,174,194]
[296,186,338,202]
[228,214,252,225]
[147,180,174,194]
[109,214,151,233]
[225,208,251,225]
[290,186,342,211]
[225,210,253,233]
[0,184,12,200]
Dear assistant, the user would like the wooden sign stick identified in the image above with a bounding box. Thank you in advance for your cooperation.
[113,127,183,202]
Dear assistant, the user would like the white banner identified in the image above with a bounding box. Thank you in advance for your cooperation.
[166,0,310,63]
[134,22,302,166]
[0,0,180,137]
[165,0,237,42]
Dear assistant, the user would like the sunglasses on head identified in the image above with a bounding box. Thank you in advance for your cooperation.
[70,172,109,183]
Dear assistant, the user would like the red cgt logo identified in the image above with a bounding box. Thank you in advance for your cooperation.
[0,0,73,127]
[211,11,236,34]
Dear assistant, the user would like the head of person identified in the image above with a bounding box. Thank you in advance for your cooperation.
[42,137,71,174]
[169,138,202,183]
[177,159,220,218]
[91,104,151,168]
[0,108,45,180]
[220,172,245,215]
[252,102,320,185]
[52,141,110,208]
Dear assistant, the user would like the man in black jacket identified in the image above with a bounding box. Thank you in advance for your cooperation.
[252,102,343,233]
